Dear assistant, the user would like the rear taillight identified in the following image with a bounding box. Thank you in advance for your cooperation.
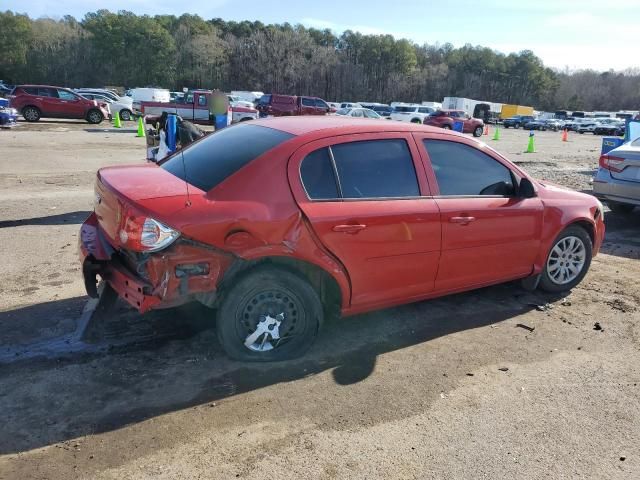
[599,154,625,173]
[118,207,179,252]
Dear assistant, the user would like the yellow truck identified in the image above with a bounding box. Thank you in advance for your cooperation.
[501,104,534,119]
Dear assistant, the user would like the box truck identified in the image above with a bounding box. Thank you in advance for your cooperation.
[501,104,535,119]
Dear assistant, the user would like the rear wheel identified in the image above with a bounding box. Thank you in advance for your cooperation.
[86,109,103,124]
[441,124,451,130]
[473,126,483,137]
[23,106,41,122]
[515,123,521,129]
[216,266,322,361]
[411,118,422,124]
[539,226,592,293]
[608,202,635,214]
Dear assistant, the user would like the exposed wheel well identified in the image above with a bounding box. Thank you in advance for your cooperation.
[217,256,343,321]
[567,220,595,245]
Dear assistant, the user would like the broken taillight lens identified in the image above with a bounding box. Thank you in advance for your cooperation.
[599,154,625,173]
[118,208,180,253]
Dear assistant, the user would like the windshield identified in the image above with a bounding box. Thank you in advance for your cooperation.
[160,124,294,192]
[258,94,271,105]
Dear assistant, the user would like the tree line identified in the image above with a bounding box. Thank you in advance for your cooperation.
[1,10,639,112]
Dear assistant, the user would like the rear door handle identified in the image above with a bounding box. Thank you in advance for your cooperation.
[449,216,476,225]
[333,224,367,233]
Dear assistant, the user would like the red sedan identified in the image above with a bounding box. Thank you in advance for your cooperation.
[80,117,605,360]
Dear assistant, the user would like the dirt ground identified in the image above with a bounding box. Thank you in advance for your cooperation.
[0,120,639,479]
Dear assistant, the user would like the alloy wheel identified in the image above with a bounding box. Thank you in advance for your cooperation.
[546,236,586,285]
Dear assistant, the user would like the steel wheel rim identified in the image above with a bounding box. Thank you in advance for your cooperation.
[547,235,586,285]
[236,288,302,352]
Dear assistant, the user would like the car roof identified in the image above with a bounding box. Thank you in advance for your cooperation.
[250,115,454,137]
[16,84,68,89]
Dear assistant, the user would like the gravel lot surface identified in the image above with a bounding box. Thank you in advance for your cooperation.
[1,120,638,479]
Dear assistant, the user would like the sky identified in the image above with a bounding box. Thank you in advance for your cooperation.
[5,0,639,71]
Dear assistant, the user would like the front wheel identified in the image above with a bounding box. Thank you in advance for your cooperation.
[23,106,41,122]
[539,226,592,293]
[473,126,483,137]
[441,124,451,130]
[216,266,322,361]
[119,109,132,121]
[411,118,422,124]
[514,123,521,129]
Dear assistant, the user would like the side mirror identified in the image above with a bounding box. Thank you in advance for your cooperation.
[518,177,536,198]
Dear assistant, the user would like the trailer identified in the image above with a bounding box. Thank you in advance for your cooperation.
[443,97,502,119]
[501,104,534,119]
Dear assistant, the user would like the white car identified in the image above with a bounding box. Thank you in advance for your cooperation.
[76,89,132,105]
[335,107,382,119]
[577,121,599,134]
[340,102,362,109]
[390,104,435,123]
[78,92,134,121]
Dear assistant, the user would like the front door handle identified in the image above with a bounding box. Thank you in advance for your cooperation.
[449,216,476,225]
[333,224,367,233]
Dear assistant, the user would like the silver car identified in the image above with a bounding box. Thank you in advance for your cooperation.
[593,138,640,213]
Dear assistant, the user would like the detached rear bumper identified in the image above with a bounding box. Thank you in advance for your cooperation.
[79,212,233,313]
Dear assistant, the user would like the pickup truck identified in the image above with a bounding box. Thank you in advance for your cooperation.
[256,94,330,117]
[135,90,258,124]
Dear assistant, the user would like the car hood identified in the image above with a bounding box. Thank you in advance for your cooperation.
[535,180,596,203]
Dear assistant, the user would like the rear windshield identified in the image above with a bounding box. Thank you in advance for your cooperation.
[160,124,294,191]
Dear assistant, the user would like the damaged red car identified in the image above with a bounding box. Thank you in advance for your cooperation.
[80,117,605,361]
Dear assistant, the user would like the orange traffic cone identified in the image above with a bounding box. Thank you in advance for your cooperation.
[562,129,568,142]
[484,125,489,136]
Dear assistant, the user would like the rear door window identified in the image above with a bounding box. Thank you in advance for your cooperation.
[57,89,78,100]
[300,148,339,200]
[332,139,419,199]
[160,124,294,191]
[38,88,56,97]
[423,140,515,196]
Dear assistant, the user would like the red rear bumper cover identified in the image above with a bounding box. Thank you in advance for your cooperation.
[79,212,233,313]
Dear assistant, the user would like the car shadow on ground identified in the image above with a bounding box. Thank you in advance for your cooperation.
[84,128,138,133]
[0,210,91,228]
[0,282,564,454]
[600,209,640,260]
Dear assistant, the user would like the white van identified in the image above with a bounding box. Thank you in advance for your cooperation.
[125,88,171,103]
